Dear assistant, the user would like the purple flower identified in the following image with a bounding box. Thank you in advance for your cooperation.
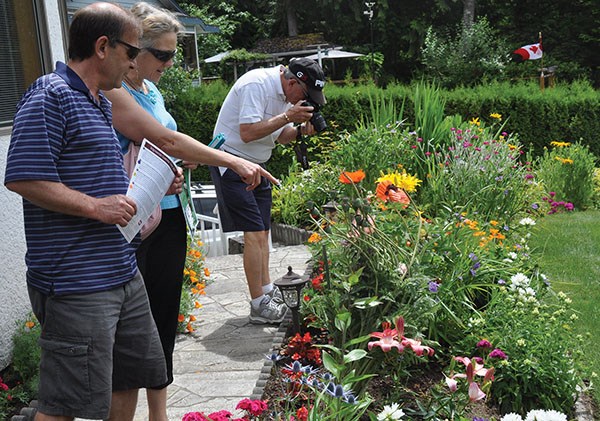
[428,281,439,293]
[469,253,478,261]
[497,279,506,285]
[489,348,507,359]
[477,339,492,348]
[531,203,539,210]
[525,173,534,179]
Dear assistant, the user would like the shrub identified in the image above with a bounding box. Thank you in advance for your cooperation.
[420,18,511,88]
[535,141,596,210]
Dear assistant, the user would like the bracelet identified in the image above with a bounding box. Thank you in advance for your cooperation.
[296,125,302,140]
[282,112,290,123]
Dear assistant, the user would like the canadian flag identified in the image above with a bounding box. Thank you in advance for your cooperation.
[513,43,543,61]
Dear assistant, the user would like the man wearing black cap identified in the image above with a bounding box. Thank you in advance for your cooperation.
[209,57,326,324]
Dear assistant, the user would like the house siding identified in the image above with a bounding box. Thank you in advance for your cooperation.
[0,0,65,370]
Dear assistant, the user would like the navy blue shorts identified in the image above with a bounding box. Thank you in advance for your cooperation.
[209,165,272,233]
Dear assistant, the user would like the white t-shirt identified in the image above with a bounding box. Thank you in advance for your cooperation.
[213,66,292,164]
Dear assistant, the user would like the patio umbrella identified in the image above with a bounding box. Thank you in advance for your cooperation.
[204,51,229,63]
[305,50,364,60]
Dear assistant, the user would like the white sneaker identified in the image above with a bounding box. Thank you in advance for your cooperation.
[267,286,284,304]
[249,296,288,324]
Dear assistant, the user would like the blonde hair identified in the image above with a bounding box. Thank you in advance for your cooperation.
[130,2,183,48]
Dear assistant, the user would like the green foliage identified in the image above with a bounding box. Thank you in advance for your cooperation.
[460,286,581,414]
[0,316,40,419]
[420,18,511,88]
[357,52,385,83]
[169,80,600,184]
[418,121,530,222]
[535,141,596,210]
[272,160,341,228]
[158,50,199,109]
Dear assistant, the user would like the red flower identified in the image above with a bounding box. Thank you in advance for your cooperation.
[339,169,366,184]
[375,180,410,205]
[296,406,309,421]
[310,273,324,290]
[236,398,268,417]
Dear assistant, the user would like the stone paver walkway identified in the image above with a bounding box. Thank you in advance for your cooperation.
[132,244,311,420]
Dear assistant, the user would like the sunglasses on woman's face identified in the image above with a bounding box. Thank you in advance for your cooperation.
[146,47,177,63]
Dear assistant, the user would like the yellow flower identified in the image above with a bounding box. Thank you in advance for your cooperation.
[469,117,481,126]
[554,156,573,165]
[489,228,506,241]
[376,170,422,193]
[307,232,322,243]
[489,220,498,226]
[550,141,571,148]
[490,113,502,120]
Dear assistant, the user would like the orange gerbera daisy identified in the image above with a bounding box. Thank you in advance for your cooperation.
[376,180,410,205]
[339,169,366,184]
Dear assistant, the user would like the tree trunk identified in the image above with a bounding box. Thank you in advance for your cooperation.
[285,0,298,37]
[462,0,475,28]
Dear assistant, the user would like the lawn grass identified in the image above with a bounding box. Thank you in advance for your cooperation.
[530,210,600,405]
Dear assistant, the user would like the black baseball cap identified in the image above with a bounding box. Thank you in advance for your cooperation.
[288,57,326,105]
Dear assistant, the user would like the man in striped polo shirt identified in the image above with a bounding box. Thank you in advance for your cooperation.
[4,3,168,420]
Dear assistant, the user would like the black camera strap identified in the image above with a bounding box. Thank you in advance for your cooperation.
[293,126,309,170]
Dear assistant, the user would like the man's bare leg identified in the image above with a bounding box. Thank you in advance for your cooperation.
[244,231,270,299]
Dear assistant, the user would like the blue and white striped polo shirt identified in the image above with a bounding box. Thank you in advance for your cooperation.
[4,61,138,295]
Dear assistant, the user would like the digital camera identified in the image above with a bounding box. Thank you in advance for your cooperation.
[302,100,327,133]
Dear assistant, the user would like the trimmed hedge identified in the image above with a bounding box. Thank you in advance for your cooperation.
[169,80,600,182]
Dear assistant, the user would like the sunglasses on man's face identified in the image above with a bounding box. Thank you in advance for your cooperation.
[146,47,177,63]
[114,39,141,60]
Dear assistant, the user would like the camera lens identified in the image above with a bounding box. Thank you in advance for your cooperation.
[310,112,327,132]
[302,101,327,133]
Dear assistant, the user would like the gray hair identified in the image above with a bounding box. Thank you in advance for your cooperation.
[130,2,183,48]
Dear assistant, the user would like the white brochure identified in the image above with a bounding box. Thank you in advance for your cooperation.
[118,139,177,243]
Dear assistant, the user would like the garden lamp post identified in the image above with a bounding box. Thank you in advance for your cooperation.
[274,266,308,335]
[364,2,375,76]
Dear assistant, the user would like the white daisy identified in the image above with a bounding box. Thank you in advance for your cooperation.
[519,217,536,226]
[377,403,405,420]
[500,413,523,421]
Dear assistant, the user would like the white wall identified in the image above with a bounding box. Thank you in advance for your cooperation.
[0,0,66,370]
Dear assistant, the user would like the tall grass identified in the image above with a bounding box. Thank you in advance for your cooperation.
[530,210,600,404]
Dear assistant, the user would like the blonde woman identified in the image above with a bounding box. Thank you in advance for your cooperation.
[105,3,276,419]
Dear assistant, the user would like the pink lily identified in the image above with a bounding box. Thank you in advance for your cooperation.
[468,381,486,402]
[368,320,404,353]
[454,356,492,379]
[401,337,435,357]
[396,316,434,356]
[368,317,435,356]
[443,374,458,392]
